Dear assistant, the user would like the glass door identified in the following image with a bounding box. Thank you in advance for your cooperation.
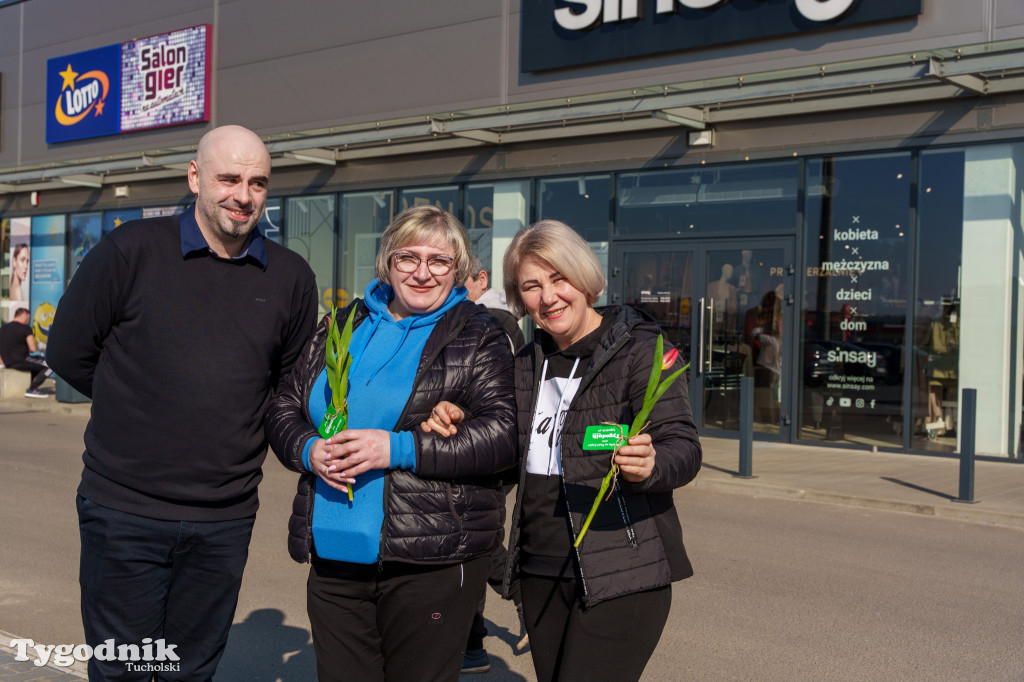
[613,240,794,439]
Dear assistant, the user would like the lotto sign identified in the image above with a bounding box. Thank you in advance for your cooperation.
[45,25,210,143]
[121,25,211,132]
[46,44,121,143]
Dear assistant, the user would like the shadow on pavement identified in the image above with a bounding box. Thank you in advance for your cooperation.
[880,476,956,501]
[215,609,315,681]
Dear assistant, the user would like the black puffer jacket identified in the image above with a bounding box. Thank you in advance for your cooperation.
[503,306,702,607]
[266,298,517,565]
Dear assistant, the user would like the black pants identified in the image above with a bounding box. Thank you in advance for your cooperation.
[7,357,49,390]
[308,554,488,682]
[520,574,671,682]
[77,496,254,681]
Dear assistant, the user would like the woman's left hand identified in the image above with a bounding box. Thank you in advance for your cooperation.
[614,433,656,483]
[327,428,392,479]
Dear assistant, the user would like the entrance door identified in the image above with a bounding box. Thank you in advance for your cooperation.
[613,240,794,439]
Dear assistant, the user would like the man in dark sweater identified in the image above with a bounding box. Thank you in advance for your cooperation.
[0,307,52,397]
[47,125,317,681]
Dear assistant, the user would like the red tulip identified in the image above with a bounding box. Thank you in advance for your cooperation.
[661,347,679,371]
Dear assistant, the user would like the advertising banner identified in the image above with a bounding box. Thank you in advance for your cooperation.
[69,212,102,280]
[104,209,143,236]
[46,25,210,143]
[121,24,211,132]
[46,44,121,143]
[29,215,66,348]
[7,217,31,322]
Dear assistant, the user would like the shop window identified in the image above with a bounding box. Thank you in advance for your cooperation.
[464,183,496,281]
[103,210,142,236]
[616,161,798,235]
[398,185,461,219]
[537,174,611,243]
[339,191,394,309]
[912,149,964,453]
[800,153,911,448]
[286,195,337,316]
[68,212,102,281]
[258,198,282,244]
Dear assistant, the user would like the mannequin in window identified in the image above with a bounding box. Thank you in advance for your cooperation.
[923,303,959,436]
[707,263,736,318]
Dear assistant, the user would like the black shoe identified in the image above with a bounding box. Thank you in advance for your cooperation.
[25,388,47,399]
[461,648,490,674]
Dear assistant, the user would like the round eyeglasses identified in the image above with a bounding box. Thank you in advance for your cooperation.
[391,251,455,276]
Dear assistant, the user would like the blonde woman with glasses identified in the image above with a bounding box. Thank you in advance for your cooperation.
[266,205,517,682]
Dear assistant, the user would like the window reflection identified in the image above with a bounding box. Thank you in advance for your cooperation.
[800,153,911,447]
[616,161,798,235]
[340,191,393,310]
[537,174,611,242]
[912,150,964,452]
[286,194,337,315]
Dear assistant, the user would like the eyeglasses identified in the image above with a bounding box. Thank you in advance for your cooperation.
[391,251,455,276]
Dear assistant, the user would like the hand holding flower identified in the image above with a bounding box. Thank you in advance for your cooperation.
[310,436,356,493]
[614,433,656,483]
[574,335,688,548]
[325,429,392,479]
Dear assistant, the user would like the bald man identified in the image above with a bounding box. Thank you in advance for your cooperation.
[48,125,317,680]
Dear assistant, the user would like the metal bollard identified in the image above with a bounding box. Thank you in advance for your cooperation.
[954,387,979,504]
[736,376,756,479]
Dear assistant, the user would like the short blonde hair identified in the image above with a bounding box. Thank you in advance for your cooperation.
[375,205,472,285]
[503,220,606,318]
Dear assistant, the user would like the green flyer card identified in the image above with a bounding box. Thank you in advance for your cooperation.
[582,424,629,450]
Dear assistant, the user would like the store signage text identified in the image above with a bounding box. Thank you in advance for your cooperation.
[555,0,860,31]
[47,25,210,143]
[521,0,922,72]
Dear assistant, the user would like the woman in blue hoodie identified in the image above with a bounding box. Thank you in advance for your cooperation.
[266,205,518,682]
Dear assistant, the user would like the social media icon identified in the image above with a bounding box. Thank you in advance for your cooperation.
[839,397,851,407]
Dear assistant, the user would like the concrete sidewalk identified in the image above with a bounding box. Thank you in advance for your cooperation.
[2,392,1022,679]
[7,392,1020,530]
[695,436,1024,528]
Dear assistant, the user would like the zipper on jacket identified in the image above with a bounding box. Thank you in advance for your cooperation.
[563,477,591,607]
[613,479,639,551]
[377,472,389,572]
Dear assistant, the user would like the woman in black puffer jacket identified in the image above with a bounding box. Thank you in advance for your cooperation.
[426,219,701,682]
[265,206,517,682]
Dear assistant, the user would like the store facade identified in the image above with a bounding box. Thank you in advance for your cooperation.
[2,0,1023,457]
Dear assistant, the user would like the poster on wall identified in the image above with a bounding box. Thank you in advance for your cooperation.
[120,25,211,132]
[7,218,31,322]
[104,209,143,235]
[29,215,66,348]
[69,213,102,280]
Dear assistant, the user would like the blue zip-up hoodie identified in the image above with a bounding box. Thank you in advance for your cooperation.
[302,278,467,564]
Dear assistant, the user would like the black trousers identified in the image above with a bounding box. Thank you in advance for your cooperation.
[7,357,49,390]
[77,496,254,681]
[520,574,672,682]
[308,554,488,682]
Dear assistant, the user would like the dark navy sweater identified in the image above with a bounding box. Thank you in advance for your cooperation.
[46,207,317,521]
